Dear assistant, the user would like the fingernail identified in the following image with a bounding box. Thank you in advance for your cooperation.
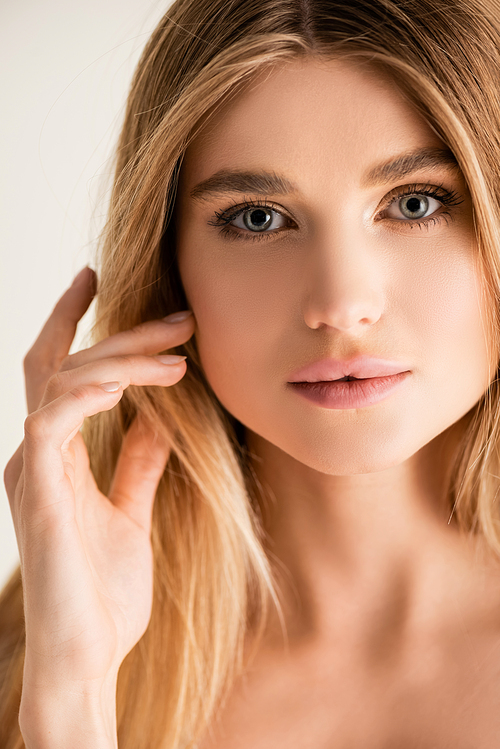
[100,381,122,392]
[155,355,187,365]
[163,310,193,324]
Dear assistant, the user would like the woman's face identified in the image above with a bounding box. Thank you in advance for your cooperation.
[175,57,494,475]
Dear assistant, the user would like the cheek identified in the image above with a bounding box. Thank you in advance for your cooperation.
[178,243,284,411]
[393,244,494,460]
[407,248,492,394]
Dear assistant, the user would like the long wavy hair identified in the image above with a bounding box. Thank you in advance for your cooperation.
[2,0,500,746]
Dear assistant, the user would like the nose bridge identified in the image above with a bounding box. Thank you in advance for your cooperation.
[301,216,385,332]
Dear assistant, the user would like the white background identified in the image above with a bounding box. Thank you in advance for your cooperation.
[0,0,172,589]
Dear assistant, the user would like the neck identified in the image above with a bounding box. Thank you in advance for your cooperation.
[244,414,487,650]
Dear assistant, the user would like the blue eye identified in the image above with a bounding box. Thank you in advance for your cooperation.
[208,199,292,241]
[386,194,442,221]
[231,206,287,232]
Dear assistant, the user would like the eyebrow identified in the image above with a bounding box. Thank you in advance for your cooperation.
[189,147,461,202]
[362,147,461,188]
[190,170,297,201]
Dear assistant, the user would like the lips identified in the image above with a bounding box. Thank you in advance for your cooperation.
[288,372,411,409]
[288,355,411,383]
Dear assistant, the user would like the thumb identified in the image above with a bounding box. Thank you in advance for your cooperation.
[109,415,172,535]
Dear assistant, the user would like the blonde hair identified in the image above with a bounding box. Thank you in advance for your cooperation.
[3,0,500,746]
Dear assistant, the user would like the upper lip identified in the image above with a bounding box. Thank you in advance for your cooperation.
[288,355,411,383]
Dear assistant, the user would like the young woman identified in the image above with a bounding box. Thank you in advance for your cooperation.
[2,0,500,746]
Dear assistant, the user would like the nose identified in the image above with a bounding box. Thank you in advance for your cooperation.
[301,227,385,333]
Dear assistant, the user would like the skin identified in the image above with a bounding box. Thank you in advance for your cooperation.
[174,58,500,745]
[4,269,196,744]
[6,55,500,747]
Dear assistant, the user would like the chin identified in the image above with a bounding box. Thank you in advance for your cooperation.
[247,409,426,476]
[287,442,417,477]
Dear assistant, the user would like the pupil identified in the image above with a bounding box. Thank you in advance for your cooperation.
[244,208,272,231]
[251,209,267,225]
[406,197,422,213]
[402,195,428,218]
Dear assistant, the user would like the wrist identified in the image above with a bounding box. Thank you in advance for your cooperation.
[19,673,119,749]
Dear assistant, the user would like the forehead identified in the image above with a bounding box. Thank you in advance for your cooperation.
[180,57,444,194]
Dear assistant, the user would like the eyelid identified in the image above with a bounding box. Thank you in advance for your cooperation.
[210,197,293,222]
[377,181,463,212]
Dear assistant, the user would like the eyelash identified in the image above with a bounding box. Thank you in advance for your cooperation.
[207,183,465,243]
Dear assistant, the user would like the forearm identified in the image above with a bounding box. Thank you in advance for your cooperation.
[19,672,119,749]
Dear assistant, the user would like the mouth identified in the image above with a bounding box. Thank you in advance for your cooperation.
[299,375,370,383]
[329,375,362,382]
[288,371,410,409]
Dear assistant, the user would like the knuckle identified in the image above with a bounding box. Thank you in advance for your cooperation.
[129,322,147,338]
[23,347,42,374]
[59,352,78,372]
[68,384,92,404]
[23,349,34,370]
[116,353,136,369]
[24,411,48,441]
[3,453,21,496]
[124,452,161,477]
[24,347,60,380]
[45,371,67,398]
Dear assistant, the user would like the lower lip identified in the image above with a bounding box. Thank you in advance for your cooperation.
[288,372,410,409]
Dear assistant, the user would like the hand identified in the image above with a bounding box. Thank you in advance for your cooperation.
[3,267,195,695]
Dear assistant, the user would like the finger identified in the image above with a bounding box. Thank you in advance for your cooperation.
[40,353,188,408]
[3,442,25,528]
[109,416,171,535]
[3,445,25,566]
[60,311,195,372]
[22,383,123,518]
[24,268,97,414]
